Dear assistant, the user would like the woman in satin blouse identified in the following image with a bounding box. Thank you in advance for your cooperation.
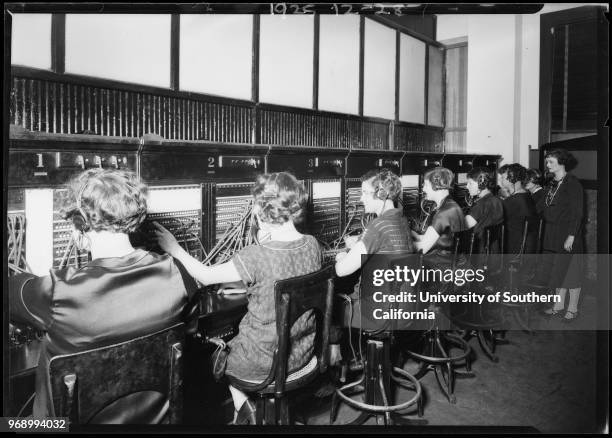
[9,169,195,422]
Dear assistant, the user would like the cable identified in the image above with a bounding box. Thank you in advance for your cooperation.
[16,393,36,417]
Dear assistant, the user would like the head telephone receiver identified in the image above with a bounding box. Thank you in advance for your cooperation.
[69,183,90,232]
[476,172,490,191]
[373,169,392,201]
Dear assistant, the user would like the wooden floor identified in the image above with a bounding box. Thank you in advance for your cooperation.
[299,294,605,433]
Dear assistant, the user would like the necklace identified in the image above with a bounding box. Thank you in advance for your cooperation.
[545,177,565,207]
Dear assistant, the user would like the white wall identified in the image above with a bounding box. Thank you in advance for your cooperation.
[437,3,608,166]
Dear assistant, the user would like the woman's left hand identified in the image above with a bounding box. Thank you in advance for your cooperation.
[563,235,575,252]
[152,221,183,257]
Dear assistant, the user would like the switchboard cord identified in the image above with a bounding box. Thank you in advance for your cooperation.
[337,293,358,363]
[7,213,32,275]
[203,200,256,266]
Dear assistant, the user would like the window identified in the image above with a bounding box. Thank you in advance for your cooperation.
[11,13,52,70]
[550,21,598,141]
[318,15,360,115]
[180,15,252,100]
[427,45,444,127]
[363,19,396,120]
[259,15,314,108]
[399,33,426,124]
[65,14,171,88]
[444,44,467,152]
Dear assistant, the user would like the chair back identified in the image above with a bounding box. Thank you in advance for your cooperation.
[273,266,334,395]
[358,252,420,333]
[49,323,185,424]
[483,223,505,273]
[517,216,541,260]
[452,229,476,269]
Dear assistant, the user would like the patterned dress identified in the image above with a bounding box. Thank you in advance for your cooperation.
[225,235,321,381]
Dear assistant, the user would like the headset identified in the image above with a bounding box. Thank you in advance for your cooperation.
[68,183,90,232]
[427,167,454,191]
[371,168,402,201]
[505,164,527,185]
[476,172,489,191]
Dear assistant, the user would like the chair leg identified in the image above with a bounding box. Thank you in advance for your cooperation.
[255,397,265,425]
[477,330,499,363]
[278,397,290,425]
[329,391,339,424]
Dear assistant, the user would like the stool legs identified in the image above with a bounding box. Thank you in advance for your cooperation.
[332,339,425,425]
[405,329,473,404]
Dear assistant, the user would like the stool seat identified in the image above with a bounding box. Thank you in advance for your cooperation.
[228,355,318,394]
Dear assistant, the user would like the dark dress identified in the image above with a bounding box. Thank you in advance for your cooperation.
[531,188,546,216]
[539,174,584,288]
[424,196,465,269]
[9,250,194,419]
[225,235,321,381]
[502,192,538,255]
[467,192,504,255]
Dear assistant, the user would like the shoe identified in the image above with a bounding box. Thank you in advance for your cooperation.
[233,399,257,425]
[562,310,579,323]
[542,308,561,318]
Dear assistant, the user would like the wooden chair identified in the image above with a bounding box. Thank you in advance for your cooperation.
[226,266,334,425]
[501,216,543,332]
[49,323,185,424]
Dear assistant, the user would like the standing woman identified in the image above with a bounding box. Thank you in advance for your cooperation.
[540,149,584,322]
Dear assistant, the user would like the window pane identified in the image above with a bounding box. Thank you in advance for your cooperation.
[566,21,597,131]
[427,45,444,126]
[363,19,396,120]
[11,14,52,69]
[259,15,314,108]
[65,14,171,88]
[318,15,360,115]
[444,44,468,152]
[399,33,426,124]
[180,15,252,100]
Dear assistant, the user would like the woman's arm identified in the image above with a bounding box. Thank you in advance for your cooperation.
[413,226,440,254]
[154,222,242,286]
[566,177,584,236]
[465,215,477,229]
[335,241,367,277]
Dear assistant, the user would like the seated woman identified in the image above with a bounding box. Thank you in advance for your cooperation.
[497,164,538,256]
[525,168,545,216]
[154,172,321,425]
[464,167,504,255]
[335,168,413,276]
[334,168,413,330]
[411,167,465,269]
[8,169,196,421]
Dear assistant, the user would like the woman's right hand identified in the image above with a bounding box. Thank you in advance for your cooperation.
[152,221,183,257]
[344,235,359,249]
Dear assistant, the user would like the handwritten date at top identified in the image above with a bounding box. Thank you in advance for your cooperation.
[270,4,407,16]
